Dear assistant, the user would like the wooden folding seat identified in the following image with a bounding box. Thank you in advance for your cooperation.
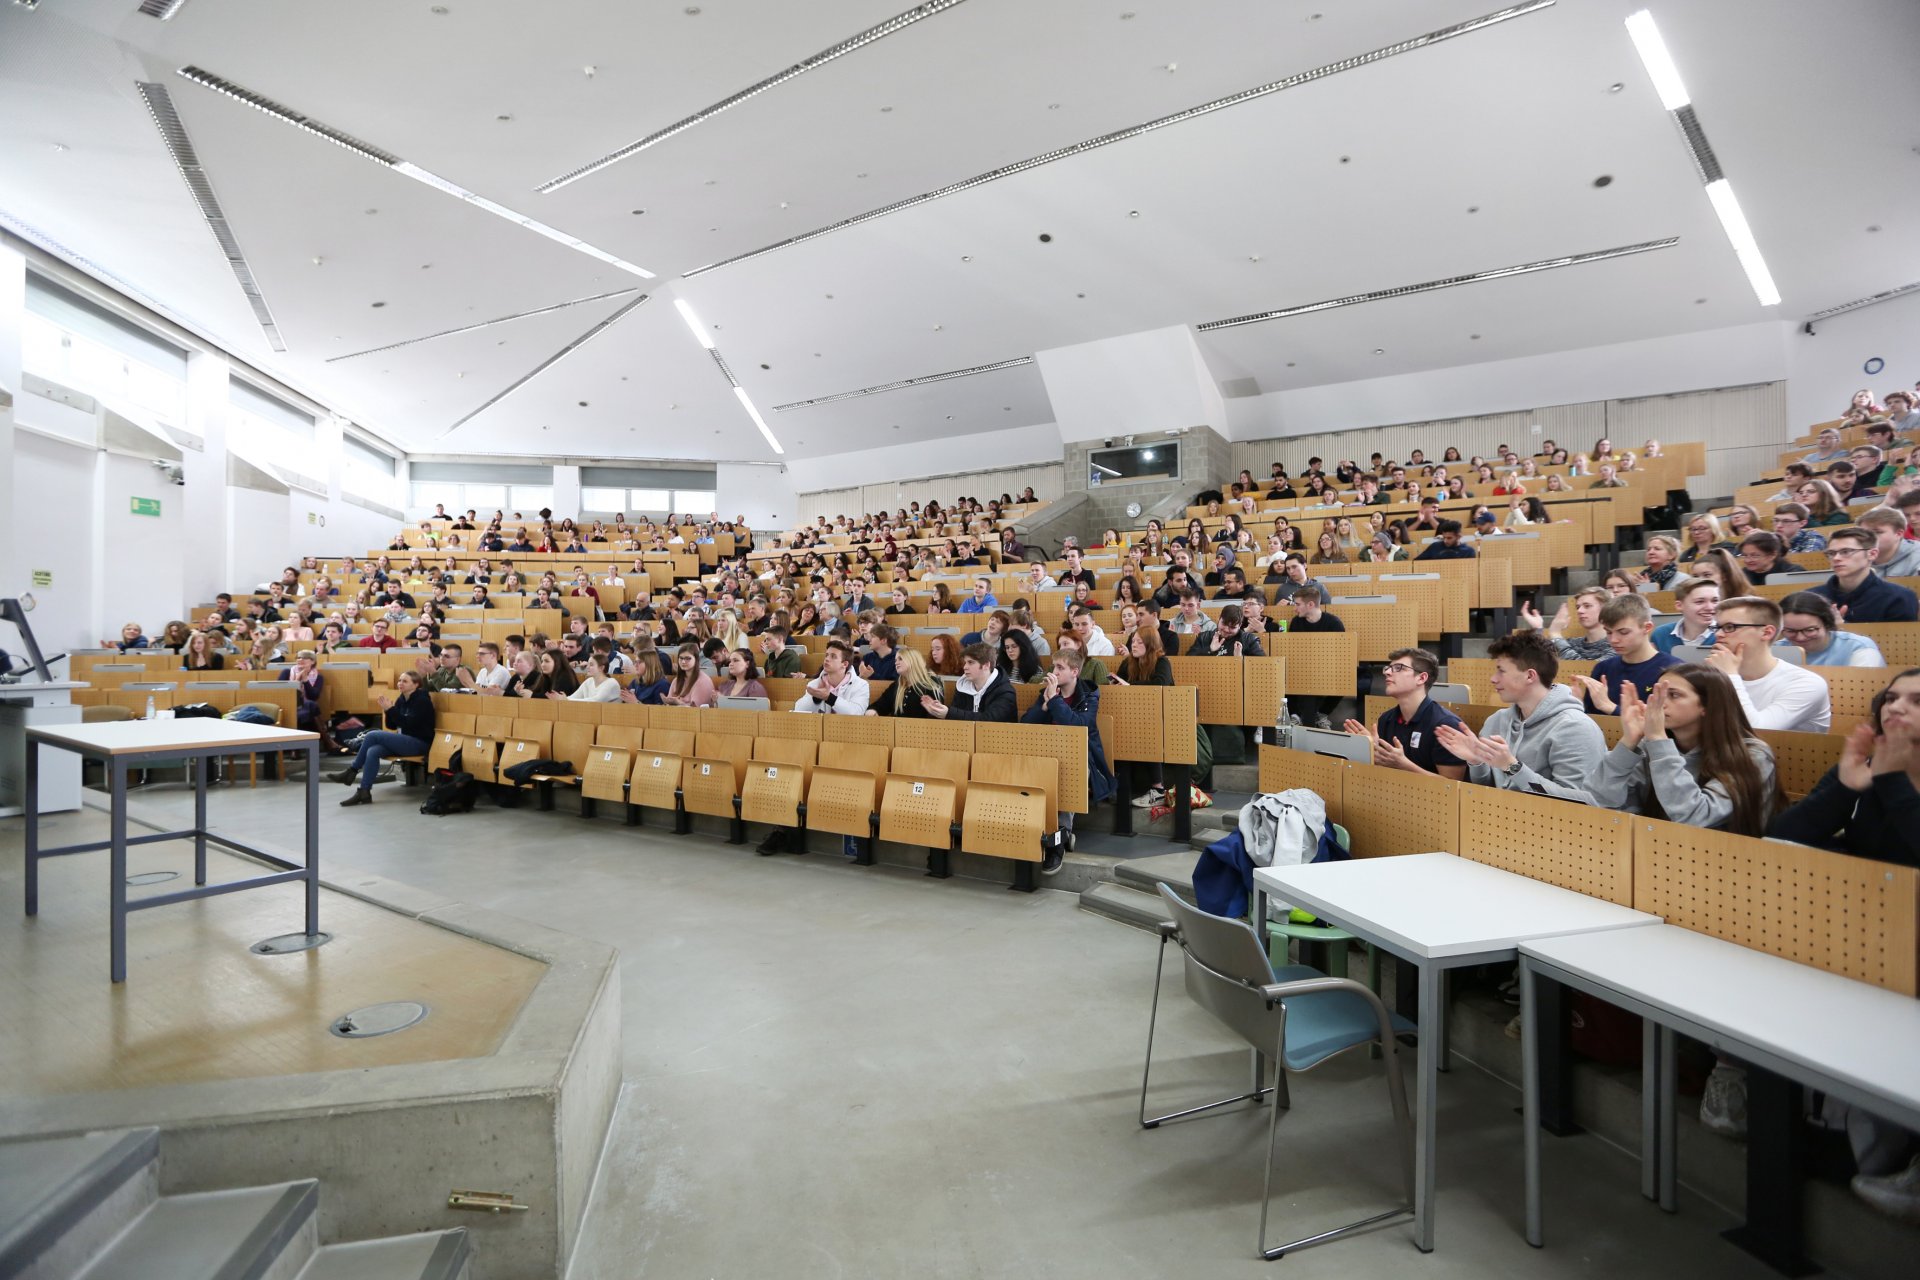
[877,775,959,852]
[961,781,1050,864]
[697,732,755,791]
[515,698,560,721]
[680,752,740,821]
[804,743,891,841]
[545,719,598,788]
[752,736,818,784]
[581,744,632,808]
[427,728,468,773]
[494,720,555,789]
[645,727,696,757]
[970,753,1058,828]
[438,710,477,737]
[976,722,1089,814]
[740,760,807,828]
[475,712,515,741]
[628,748,685,815]
[884,745,971,839]
[462,735,502,786]
[596,724,646,754]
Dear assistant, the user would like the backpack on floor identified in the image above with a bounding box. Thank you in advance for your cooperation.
[420,771,479,816]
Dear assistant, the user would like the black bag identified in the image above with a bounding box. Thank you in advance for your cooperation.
[420,771,479,816]
[502,757,574,787]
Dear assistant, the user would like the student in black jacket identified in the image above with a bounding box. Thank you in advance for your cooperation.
[1022,649,1116,869]
[333,670,436,806]
[924,644,1017,722]
[1188,604,1264,657]
[1769,668,1920,867]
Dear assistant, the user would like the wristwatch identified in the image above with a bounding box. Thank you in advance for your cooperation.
[1501,758,1523,778]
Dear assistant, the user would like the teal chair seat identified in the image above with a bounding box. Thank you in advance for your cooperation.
[1268,962,1416,1071]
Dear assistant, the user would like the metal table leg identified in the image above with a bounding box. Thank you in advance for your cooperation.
[304,741,320,937]
[1641,1019,1659,1202]
[1522,961,1544,1247]
[1414,960,1441,1252]
[109,757,129,984]
[1657,1025,1677,1212]
[24,740,40,917]
[193,754,209,886]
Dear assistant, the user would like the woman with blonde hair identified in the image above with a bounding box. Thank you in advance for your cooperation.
[868,646,943,717]
[183,630,224,671]
[1688,548,1754,600]
[1681,513,1731,562]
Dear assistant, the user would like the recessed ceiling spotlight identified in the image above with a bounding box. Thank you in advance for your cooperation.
[961,254,972,262]
[1339,155,1351,164]
[1120,11,1135,18]
[1003,406,1011,411]
[50,142,69,152]
[1076,292,1086,298]
[704,178,717,185]
[825,293,834,299]
[365,207,378,214]
[668,403,677,409]
[1309,12,1323,19]
[760,363,770,369]
[371,300,387,308]
[1128,209,1140,218]
[1286,361,1296,367]
[779,201,789,208]
[311,256,323,265]
[813,352,821,357]
[496,114,512,121]
[1592,174,1614,188]
[933,324,943,330]
[1867,225,1881,233]
[583,65,596,78]
[880,105,893,113]
[1695,297,1707,304]
[945,414,955,420]
[1373,347,1385,354]
[1164,62,1178,72]
[420,262,432,269]
[1470,333,1482,339]
[577,400,589,407]
[856,172,869,178]
[1048,103,1061,110]
[892,424,901,429]
[1038,232,1052,242]
[1248,254,1262,262]
[631,208,645,214]
[1608,82,1624,92]
[1467,205,1479,213]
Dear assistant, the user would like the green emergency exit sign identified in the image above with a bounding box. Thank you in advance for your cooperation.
[130,496,162,517]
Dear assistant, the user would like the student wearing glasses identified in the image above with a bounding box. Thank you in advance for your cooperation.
[1701,596,1831,732]
[1777,592,1885,667]
[1813,527,1920,623]
[1343,647,1467,780]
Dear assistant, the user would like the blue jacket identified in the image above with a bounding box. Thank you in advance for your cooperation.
[1020,677,1114,804]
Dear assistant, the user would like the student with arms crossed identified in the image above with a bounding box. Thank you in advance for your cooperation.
[1434,630,1605,804]
[1344,646,1467,779]
[1701,596,1831,731]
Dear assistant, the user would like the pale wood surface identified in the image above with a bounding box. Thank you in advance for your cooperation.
[29,719,317,756]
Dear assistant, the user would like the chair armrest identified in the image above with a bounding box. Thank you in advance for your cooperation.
[1261,975,1401,1045]
[1155,919,1179,939]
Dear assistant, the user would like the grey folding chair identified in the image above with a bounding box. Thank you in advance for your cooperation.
[1140,884,1416,1260]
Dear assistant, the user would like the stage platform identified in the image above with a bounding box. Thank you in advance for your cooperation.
[0,796,621,1279]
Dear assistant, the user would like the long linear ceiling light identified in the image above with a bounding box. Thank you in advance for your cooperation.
[1195,238,1681,332]
[134,81,286,351]
[326,287,640,361]
[773,356,1033,412]
[682,0,1554,278]
[1802,281,1920,325]
[439,294,648,438]
[1624,10,1778,307]
[673,296,783,454]
[537,0,969,193]
[174,66,654,279]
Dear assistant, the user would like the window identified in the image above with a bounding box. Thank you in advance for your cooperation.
[510,486,553,513]
[21,311,186,424]
[463,484,506,511]
[628,488,671,512]
[581,487,628,513]
[343,433,396,476]
[673,489,715,514]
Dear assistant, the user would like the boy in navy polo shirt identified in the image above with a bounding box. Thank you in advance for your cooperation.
[1574,593,1677,713]
[1344,646,1466,779]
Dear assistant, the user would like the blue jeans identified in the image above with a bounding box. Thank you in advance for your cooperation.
[351,731,426,789]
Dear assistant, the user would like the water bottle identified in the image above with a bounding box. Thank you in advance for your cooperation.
[145,695,156,721]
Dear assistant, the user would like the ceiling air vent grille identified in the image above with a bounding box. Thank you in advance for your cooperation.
[1803,281,1920,324]
[138,0,190,19]
[439,295,649,437]
[327,288,640,361]
[773,356,1033,412]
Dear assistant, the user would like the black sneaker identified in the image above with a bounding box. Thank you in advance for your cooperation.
[1041,846,1063,874]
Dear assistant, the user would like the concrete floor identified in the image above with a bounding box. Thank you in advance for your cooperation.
[22,778,1791,1280]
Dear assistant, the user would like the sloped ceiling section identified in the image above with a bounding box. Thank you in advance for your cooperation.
[0,0,1914,465]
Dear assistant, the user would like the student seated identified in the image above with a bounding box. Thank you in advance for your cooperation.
[1813,526,1920,622]
[1702,595,1831,731]
[1434,629,1604,804]
[1778,592,1885,667]
[759,625,803,678]
[793,640,869,715]
[1343,646,1466,779]
[923,643,1016,722]
[1652,578,1720,654]
[1020,648,1114,870]
[1861,505,1920,579]
[331,670,435,807]
[867,648,943,718]
[1282,586,1343,728]
[1589,665,1781,831]
[1187,604,1263,657]
[1518,586,1612,660]
[1571,593,1678,713]
[1416,519,1475,559]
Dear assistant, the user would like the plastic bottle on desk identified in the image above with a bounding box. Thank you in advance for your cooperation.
[145,695,156,721]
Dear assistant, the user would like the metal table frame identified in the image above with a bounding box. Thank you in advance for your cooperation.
[1520,951,1920,1275]
[23,726,321,983]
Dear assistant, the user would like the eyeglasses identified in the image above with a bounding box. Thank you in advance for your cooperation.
[1715,621,1769,632]
[1382,662,1418,675]
[1827,547,1870,559]
[1781,625,1825,639]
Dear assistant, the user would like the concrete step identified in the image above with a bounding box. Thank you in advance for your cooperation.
[1209,763,1259,793]
[76,1180,318,1280]
[0,1128,159,1280]
[1111,851,1199,900]
[294,1228,470,1280]
[1076,881,1172,932]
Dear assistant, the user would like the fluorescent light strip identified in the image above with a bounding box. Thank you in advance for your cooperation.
[673,297,716,348]
[773,355,1034,412]
[325,288,640,361]
[1195,239,1681,332]
[1623,11,1778,306]
[1703,180,1780,307]
[138,0,190,18]
[174,67,654,279]
[536,0,970,193]
[134,82,286,352]
[1803,280,1920,323]
[683,1,1554,278]
[734,387,784,455]
[439,294,649,437]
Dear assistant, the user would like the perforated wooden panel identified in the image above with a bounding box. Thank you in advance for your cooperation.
[550,721,596,778]
[439,712,477,736]
[1166,657,1243,724]
[878,776,957,847]
[1756,729,1843,801]
[1242,657,1287,726]
[961,784,1049,861]
[1103,686,1163,762]
[1343,575,1440,639]
[595,725,646,754]
[507,720,553,753]
[497,738,546,786]
[628,751,683,810]
[1477,554,1513,608]
[475,714,514,740]
[1447,658,1493,702]
[649,705,701,734]
[704,707,761,737]
[1340,761,1459,858]
[972,753,1059,826]
[428,731,465,773]
[1633,819,1920,995]
[741,765,805,826]
[806,769,884,838]
[753,737,818,784]
[515,700,558,722]
[760,678,811,711]
[681,756,739,817]
[1559,658,1598,686]
[1460,785,1633,905]
[976,723,1087,812]
[823,715,894,747]
[697,733,754,789]
[1266,633,1358,697]
[1818,668,1885,733]
[1334,601,1420,664]
[1163,686,1198,765]
[1257,746,1344,826]
[1848,623,1920,667]
[600,703,649,729]
[896,720,976,753]
[582,747,631,803]
[755,709,824,741]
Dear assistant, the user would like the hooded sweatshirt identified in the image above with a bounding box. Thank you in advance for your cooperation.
[946,668,1017,722]
[1587,736,1779,830]
[1466,684,1606,805]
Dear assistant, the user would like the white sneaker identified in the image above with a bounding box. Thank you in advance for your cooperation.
[1132,786,1165,810]
[1851,1154,1920,1223]
[1699,1062,1748,1139]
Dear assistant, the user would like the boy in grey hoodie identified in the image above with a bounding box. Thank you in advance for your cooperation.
[1435,629,1605,805]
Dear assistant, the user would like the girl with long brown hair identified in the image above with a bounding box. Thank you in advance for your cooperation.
[1589,663,1782,837]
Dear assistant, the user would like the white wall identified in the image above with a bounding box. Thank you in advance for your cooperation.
[10,431,99,649]
[100,450,187,632]
[1784,291,1920,434]
[1225,322,1795,442]
[227,484,290,593]
[1035,326,1224,441]
[784,421,1063,496]
[715,461,793,530]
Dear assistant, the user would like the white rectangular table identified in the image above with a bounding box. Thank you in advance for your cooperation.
[1253,853,1660,1252]
[24,719,322,983]
[1520,924,1920,1273]
[0,680,85,816]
